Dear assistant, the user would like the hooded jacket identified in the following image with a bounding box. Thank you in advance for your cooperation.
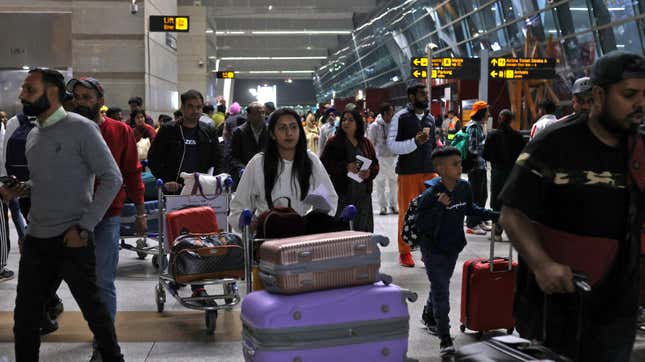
[367,114,395,158]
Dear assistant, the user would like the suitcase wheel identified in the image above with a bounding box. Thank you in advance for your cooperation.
[459,325,466,333]
[205,310,218,335]
[507,328,514,335]
[155,284,165,313]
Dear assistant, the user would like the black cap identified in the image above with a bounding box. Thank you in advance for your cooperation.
[590,51,645,87]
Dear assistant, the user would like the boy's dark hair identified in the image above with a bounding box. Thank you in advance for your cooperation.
[431,146,461,166]
[217,104,226,113]
[471,108,488,121]
[28,68,66,102]
[180,89,204,105]
[158,114,172,125]
[173,110,183,119]
[539,99,556,114]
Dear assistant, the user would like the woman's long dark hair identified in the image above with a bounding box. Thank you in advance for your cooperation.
[263,108,313,208]
[335,109,365,140]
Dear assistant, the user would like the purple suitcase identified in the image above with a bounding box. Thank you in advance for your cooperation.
[241,282,418,362]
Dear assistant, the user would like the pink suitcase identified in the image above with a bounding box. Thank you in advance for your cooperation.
[257,231,391,294]
[241,282,417,362]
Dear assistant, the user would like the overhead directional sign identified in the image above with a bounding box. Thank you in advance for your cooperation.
[216,71,236,79]
[149,16,190,32]
[410,57,480,79]
[488,57,556,79]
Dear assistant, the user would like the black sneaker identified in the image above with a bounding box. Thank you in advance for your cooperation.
[39,312,59,336]
[422,305,438,334]
[47,296,64,320]
[0,269,14,282]
[439,336,455,356]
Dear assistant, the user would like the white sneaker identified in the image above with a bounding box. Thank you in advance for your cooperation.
[479,222,492,231]
[466,226,487,235]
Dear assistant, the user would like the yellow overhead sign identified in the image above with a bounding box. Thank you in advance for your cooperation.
[216,71,235,79]
[149,16,190,32]
[489,57,556,68]
[488,57,556,79]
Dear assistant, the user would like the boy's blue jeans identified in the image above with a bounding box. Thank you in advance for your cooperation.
[421,246,459,338]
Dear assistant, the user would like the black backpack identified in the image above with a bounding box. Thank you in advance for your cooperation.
[6,114,36,181]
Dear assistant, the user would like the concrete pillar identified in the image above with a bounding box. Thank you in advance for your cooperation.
[177,5,208,99]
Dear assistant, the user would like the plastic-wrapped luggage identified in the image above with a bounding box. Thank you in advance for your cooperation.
[241,282,417,362]
[170,232,244,283]
[257,231,391,294]
[120,200,159,236]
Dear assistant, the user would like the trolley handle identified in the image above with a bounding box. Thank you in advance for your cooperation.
[239,209,253,229]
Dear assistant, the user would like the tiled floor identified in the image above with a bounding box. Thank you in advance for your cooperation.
[1,207,644,361]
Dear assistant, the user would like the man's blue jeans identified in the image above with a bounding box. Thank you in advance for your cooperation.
[421,246,459,338]
[94,216,121,322]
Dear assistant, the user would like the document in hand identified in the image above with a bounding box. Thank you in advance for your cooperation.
[347,155,372,183]
[304,184,334,213]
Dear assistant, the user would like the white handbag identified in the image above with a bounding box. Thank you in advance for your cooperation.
[180,172,231,198]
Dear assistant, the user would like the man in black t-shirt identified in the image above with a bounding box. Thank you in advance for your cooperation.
[499,51,645,361]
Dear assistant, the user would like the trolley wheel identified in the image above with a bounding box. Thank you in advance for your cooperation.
[155,284,165,313]
[459,325,466,333]
[224,282,236,304]
[136,239,148,260]
[507,328,514,335]
[476,331,484,340]
[205,309,218,335]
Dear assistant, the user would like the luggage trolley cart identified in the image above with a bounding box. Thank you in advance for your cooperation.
[237,205,359,295]
[153,177,242,334]
[119,160,164,265]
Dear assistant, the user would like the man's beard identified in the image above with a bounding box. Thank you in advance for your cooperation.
[598,99,640,135]
[22,92,50,117]
[75,104,100,121]
[414,100,428,110]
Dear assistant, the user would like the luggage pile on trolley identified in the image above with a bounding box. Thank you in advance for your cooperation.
[237,208,419,362]
[149,173,243,334]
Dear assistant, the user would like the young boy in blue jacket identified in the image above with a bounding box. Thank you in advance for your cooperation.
[416,146,499,356]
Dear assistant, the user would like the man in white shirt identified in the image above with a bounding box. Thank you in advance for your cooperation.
[529,99,558,140]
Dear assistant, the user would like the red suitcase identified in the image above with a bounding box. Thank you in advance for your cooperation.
[166,206,220,247]
[460,225,517,337]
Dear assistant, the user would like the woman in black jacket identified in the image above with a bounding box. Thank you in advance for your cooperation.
[482,109,526,240]
[320,109,379,232]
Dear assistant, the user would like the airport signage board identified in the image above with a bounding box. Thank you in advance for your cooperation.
[216,71,236,79]
[149,16,190,32]
[410,57,480,79]
[488,57,556,79]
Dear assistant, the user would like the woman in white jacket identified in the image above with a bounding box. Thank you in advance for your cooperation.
[228,108,338,233]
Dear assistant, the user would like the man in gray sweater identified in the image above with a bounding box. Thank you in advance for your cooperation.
[4,68,124,361]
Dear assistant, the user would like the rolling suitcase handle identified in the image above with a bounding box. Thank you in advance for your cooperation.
[240,208,254,294]
[488,222,513,273]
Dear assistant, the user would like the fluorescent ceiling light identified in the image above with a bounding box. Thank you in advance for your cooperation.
[208,56,216,59]
[617,44,625,48]
[547,29,558,33]
[268,4,273,10]
[215,31,246,35]
[220,56,326,60]
[205,29,213,34]
[241,70,314,74]
[570,7,588,11]
[251,30,351,35]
